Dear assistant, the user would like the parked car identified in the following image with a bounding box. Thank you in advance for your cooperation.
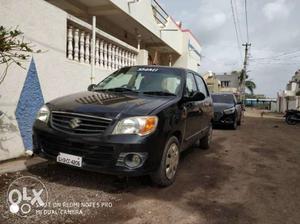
[284,107,300,125]
[33,66,213,186]
[211,93,243,129]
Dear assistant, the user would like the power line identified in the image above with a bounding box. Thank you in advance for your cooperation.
[250,59,299,64]
[230,0,243,62]
[250,63,300,66]
[244,0,250,42]
[233,0,244,42]
[252,50,300,61]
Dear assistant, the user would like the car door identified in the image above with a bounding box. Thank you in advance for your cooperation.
[183,72,204,141]
[194,74,212,130]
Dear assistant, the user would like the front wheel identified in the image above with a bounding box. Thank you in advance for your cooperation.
[151,136,180,187]
[231,118,238,130]
[286,115,297,125]
[237,115,242,126]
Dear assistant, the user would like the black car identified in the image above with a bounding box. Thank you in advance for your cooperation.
[33,66,213,186]
[211,93,243,129]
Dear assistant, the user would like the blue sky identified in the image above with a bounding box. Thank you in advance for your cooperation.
[159,0,300,97]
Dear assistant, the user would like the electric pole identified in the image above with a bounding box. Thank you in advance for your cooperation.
[241,42,251,101]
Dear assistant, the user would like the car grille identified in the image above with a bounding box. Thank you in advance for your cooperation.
[214,112,223,120]
[40,137,115,166]
[51,111,112,135]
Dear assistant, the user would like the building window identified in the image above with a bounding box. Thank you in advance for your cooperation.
[221,81,230,87]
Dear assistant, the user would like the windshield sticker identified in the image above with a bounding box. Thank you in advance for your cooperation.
[137,68,159,72]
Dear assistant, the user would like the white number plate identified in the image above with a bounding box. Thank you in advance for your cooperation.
[57,153,82,167]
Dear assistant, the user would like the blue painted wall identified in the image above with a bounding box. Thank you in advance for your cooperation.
[15,58,44,150]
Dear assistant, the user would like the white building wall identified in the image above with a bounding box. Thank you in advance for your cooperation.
[0,0,111,161]
[0,0,202,161]
[174,32,202,73]
[187,32,202,72]
[110,0,183,55]
[137,50,149,65]
[288,99,297,110]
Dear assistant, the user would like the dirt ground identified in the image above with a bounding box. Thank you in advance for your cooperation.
[0,110,300,224]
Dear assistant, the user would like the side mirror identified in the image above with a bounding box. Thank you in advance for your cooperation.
[186,92,205,102]
[88,84,96,91]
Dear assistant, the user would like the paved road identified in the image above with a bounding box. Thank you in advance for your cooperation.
[0,114,299,224]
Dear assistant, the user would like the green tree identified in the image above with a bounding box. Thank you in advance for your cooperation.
[0,26,41,85]
[245,80,256,95]
[237,69,257,95]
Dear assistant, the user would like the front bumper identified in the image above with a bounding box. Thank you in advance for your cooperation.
[33,121,165,176]
[213,112,236,125]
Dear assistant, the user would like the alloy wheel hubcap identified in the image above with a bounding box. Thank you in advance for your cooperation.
[165,143,179,180]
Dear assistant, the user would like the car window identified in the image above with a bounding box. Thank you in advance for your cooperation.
[161,77,181,94]
[194,75,208,97]
[233,95,237,104]
[134,74,143,89]
[186,73,198,97]
[211,94,235,104]
[95,67,184,96]
[100,73,132,89]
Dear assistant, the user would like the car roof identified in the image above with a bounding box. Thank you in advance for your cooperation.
[211,93,235,96]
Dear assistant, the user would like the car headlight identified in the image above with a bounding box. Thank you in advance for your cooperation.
[223,107,235,115]
[113,116,158,136]
[36,105,50,123]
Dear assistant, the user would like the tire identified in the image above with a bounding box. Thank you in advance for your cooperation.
[199,124,213,150]
[286,115,297,125]
[231,118,238,130]
[151,136,180,187]
[237,115,242,126]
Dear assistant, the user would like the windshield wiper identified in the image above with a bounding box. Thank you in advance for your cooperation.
[142,91,176,96]
[96,87,138,93]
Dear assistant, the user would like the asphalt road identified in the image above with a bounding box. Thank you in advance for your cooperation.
[0,113,299,224]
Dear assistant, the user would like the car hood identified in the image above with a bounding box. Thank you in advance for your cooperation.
[213,103,235,113]
[48,91,174,119]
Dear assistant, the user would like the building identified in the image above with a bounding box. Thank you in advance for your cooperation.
[277,70,300,113]
[0,0,202,161]
[215,72,240,94]
[202,71,241,95]
[202,71,220,93]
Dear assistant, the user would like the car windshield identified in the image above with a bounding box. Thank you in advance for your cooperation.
[94,67,183,96]
[212,94,235,104]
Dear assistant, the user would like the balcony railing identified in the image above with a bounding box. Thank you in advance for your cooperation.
[66,15,138,70]
[151,0,169,27]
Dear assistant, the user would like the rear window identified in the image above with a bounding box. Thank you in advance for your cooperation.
[212,94,235,104]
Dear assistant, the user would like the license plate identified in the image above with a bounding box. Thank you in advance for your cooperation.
[57,153,82,167]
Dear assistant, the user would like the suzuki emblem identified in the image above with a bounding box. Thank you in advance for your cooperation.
[69,118,81,129]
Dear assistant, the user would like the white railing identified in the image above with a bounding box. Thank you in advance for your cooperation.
[67,15,138,70]
[151,0,169,27]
